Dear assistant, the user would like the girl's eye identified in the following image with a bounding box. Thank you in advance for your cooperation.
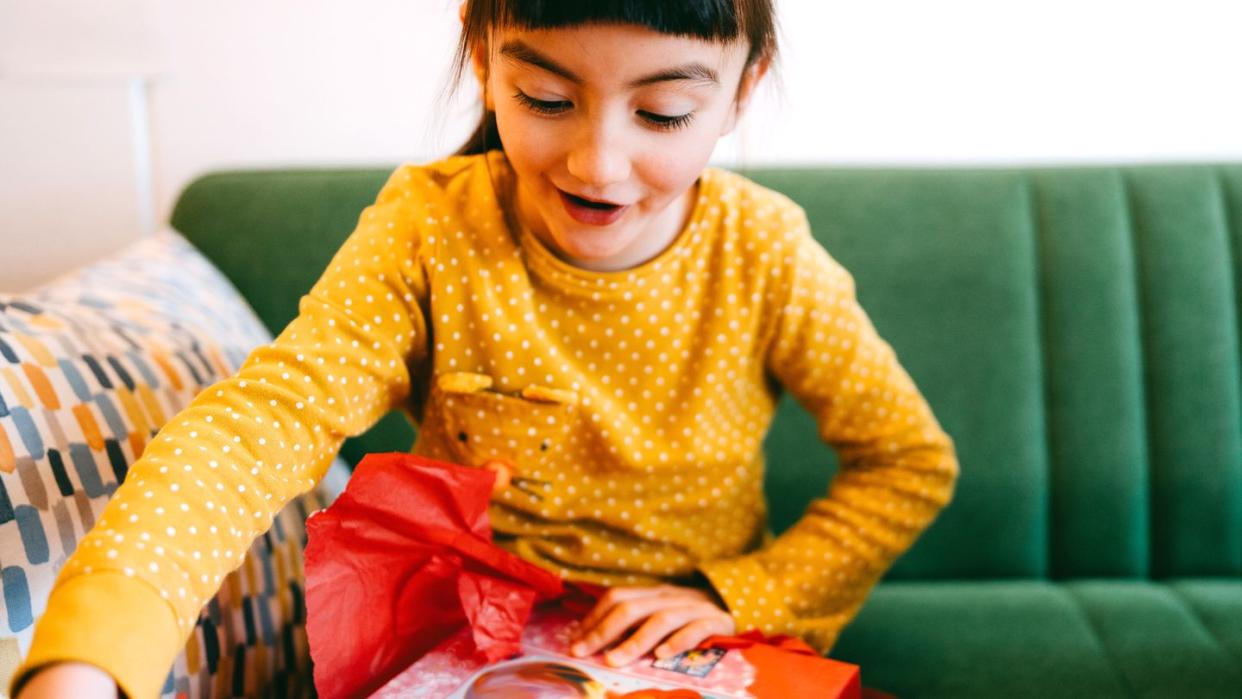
[514,90,694,132]
[513,90,571,115]
[638,110,695,132]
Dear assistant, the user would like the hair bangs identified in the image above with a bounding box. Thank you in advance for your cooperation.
[490,0,743,43]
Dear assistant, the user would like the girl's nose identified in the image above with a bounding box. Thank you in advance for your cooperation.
[566,128,631,188]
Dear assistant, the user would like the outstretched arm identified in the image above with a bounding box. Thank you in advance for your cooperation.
[12,165,436,699]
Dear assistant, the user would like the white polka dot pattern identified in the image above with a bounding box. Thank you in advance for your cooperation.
[35,151,958,687]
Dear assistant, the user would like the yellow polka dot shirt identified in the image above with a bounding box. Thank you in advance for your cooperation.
[16,151,957,698]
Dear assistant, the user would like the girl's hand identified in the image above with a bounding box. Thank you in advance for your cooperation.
[569,585,736,667]
[16,662,117,699]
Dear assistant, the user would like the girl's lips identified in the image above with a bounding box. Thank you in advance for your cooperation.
[558,189,630,226]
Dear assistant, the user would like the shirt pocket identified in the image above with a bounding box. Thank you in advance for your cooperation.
[431,372,578,479]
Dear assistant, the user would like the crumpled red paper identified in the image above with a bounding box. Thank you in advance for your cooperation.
[304,453,564,699]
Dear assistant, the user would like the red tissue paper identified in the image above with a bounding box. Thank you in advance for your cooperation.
[304,453,564,699]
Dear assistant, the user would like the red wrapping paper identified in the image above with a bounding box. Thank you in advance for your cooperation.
[701,632,861,699]
[304,453,564,699]
[701,629,821,656]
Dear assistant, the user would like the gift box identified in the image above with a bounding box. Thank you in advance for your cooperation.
[373,601,862,699]
[305,454,863,699]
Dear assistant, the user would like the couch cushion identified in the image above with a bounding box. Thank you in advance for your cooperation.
[1167,580,1242,665]
[0,231,339,697]
[832,580,1242,698]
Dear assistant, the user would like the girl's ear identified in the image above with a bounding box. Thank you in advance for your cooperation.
[721,55,772,136]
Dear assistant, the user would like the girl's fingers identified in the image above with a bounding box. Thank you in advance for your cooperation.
[654,615,735,659]
[572,594,671,657]
[569,585,731,660]
[604,607,699,666]
[574,587,658,643]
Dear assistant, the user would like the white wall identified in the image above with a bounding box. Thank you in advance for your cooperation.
[3,0,1242,292]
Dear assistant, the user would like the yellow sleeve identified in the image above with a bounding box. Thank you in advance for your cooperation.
[10,165,433,699]
[699,214,959,654]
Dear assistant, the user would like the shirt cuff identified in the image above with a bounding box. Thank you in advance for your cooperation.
[9,571,183,699]
[697,555,797,637]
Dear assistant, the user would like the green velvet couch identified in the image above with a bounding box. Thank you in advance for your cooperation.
[170,161,1242,698]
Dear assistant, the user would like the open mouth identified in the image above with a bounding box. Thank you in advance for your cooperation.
[557,188,630,225]
[564,192,620,209]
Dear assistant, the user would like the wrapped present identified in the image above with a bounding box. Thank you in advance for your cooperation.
[306,453,862,699]
[304,453,564,699]
[373,602,861,699]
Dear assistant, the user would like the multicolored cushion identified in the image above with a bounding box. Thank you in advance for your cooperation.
[0,231,342,697]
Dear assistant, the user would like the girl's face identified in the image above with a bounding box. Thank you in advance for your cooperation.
[477,23,765,272]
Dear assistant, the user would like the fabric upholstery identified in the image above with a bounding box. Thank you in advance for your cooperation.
[0,232,334,697]
[831,580,1242,697]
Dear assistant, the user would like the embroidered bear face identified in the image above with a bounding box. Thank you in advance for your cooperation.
[435,372,578,500]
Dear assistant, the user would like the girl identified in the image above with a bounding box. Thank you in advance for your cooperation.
[16,1,958,696]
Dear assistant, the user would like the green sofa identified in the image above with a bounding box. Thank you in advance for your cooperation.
[170,161,1242,698]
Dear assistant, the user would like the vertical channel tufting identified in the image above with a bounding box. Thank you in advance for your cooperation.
[1217,165,1242,577]
[1036,169,1149,579]
[1026,173,1053,581]
[1127,166,1242,578]
[1122,170,1160,583]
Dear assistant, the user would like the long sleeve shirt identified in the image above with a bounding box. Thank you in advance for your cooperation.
[14,150,957,698]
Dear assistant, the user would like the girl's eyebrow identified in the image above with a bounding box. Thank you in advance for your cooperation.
[498,40,720,88]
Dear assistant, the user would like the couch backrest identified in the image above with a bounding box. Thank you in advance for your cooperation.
[172,162,1242,582]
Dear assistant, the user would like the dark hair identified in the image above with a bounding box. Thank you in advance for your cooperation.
[450,0,779,155]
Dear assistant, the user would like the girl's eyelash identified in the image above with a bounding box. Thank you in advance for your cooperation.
[638,111,695,132]
[512,90,695,132]
[513,90,571,115]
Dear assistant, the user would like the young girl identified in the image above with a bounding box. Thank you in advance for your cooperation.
[16,2,958,696]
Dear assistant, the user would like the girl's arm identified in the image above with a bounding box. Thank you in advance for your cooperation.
[11,165,435,699]
[699,216,960,653]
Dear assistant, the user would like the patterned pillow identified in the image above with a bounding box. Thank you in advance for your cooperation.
[0,231,344,698]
